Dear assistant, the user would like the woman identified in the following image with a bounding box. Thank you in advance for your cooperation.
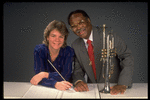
[30,20,74,90]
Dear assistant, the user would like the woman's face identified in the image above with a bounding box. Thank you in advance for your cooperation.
[47,29,65,50]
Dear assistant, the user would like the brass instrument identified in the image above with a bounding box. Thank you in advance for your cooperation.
[100,24,116,93]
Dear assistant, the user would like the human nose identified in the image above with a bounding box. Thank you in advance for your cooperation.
[76,24,82,30]
[55,37,60,42]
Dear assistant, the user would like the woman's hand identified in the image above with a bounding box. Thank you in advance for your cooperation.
[30,72,49,85]
[55,81,73,90]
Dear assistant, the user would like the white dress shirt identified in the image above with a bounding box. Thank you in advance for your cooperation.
[83,30,93,82]
[83,30,94,50]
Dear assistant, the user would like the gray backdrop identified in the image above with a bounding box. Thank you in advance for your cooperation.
[4,2,148,83]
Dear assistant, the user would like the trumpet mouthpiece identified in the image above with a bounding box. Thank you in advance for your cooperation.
[103,24,106,27]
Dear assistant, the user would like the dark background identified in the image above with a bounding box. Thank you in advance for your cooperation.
[3,2,148,83]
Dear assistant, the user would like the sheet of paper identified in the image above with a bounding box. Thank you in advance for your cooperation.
[22,85,63,99]
[61,84,100,99]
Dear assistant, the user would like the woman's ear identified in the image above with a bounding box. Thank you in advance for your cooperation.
[47,36,49,41]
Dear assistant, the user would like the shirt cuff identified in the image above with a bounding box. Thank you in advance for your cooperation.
[74,80,83,86]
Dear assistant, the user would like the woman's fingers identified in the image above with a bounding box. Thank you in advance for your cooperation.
[55,81,73,90]
[63,81,73,87]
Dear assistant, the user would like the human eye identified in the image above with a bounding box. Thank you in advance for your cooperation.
[59,35,64,39]
[80,20,85,24]
[51,34,56,37]
[71,25,76,28]
[71,25,75,29]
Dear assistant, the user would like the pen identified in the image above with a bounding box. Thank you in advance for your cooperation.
[47,59,66,81]
[47,59,74,91]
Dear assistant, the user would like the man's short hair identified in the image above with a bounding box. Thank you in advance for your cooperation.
[67,9,90,25]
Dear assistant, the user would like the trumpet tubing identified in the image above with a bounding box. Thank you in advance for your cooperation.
[100,24,116,93]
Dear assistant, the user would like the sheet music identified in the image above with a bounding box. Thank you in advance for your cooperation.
[4,82,147,99]
[22,85,63,99]
[61,84,100,99]
[22,84,99,99]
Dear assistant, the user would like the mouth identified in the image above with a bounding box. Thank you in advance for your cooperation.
[53,42,62,46]
[76,28,86,36]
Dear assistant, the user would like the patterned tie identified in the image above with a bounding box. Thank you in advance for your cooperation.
[87,40,97,80]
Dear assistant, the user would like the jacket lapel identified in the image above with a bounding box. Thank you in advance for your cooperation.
[79,39,96,83]
[78,26,103,83]
[93,26,103,82]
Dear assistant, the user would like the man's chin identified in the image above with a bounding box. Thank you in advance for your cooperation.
[80,33,89,39]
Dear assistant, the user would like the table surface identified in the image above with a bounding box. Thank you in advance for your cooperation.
[3,82,148,99]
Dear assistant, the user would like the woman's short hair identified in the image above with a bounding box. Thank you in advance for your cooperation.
[42,20,69,48]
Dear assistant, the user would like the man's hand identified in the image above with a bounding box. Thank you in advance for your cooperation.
[74,81,89,92]
[55,81,73,91]
[30,72,49,85]
[110,85,126,95]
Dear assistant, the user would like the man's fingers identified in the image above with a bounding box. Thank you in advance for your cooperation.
[120,90,125,94]
[75,81,89,92]
[83,83,89,91]
[76,86,83,92]
[74,86,81,92]
[110,90,118,95]
[110,86,113,89]
[80,81,89,91]
[74,87,78,92]
[110,89,126,95]
[78,84,86,91]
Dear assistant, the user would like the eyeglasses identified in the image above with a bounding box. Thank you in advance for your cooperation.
[70,20,86,30]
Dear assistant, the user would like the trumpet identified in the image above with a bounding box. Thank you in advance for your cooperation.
[99,24,116,93]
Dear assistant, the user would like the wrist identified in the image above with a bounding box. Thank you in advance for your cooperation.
[122,85,127,88]
[44,72,49,78]
[54,82,59,88]
[74,80,82,86]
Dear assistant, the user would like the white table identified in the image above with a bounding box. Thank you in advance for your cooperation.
[3,82,32,99]
[3,82,148,99]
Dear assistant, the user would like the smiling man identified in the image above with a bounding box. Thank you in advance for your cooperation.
[68,10,134,95]
[69,13,92,39]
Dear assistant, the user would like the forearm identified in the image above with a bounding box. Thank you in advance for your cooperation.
[115,34,134,87]
[39,72,49,79]
[118,66,134,87]
[39,78,57,88]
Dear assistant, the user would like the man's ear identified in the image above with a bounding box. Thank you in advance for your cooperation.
[87,18,91,23]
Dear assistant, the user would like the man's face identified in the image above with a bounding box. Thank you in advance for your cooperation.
[69,13,92,39]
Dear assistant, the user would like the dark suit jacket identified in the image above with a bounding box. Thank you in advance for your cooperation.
[71,26,134,88]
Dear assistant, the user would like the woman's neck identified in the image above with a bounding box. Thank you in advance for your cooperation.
[48,46,60,62]
[49,48,59,55]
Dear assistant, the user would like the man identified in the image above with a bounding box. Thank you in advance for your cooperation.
[68,10,134,95]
